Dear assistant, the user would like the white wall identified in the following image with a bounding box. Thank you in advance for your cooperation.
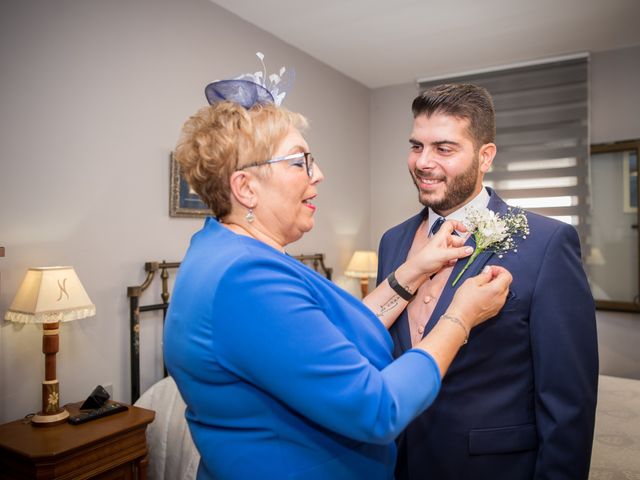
[0,0,370,422]
[369,82,419,246]
[369,45,640,379]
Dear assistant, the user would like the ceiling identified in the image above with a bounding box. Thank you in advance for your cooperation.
[210,0,640,88]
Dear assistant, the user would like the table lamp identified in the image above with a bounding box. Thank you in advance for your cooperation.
[4,266,96,426]
[345,251,378,298]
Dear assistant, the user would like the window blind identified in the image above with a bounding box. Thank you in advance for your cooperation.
[417,55,590,243]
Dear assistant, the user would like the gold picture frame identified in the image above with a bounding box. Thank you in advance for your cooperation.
[169,154,213,218]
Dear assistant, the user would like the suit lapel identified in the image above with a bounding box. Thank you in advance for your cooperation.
[423,189,510,338]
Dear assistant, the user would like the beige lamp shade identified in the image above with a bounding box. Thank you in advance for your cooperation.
[585,247,606,266]
[4,266,96,324]
[345,251,378,279]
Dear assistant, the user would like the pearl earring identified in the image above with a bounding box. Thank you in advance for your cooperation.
[246,208,255,223]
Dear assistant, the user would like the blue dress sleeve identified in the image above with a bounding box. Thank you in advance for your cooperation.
[211,255,441,444]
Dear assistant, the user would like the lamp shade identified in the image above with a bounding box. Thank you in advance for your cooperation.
[345,251,378,279]
[585,247,606,266]
[4,266,96,324]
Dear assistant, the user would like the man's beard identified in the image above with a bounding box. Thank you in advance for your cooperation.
[412,156,479,213]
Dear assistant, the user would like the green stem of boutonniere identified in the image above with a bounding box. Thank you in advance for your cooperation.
[451,247,484,287]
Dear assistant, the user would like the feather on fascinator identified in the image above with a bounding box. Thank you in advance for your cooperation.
[205,52,294,108]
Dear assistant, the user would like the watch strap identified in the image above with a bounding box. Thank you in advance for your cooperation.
[387,271,415,301]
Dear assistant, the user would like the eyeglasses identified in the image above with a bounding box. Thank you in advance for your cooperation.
[238,152,315,178]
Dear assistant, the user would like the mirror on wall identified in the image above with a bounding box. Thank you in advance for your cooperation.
[586,140,639,312]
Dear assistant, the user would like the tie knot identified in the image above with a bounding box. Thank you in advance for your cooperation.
[430,217,445,236]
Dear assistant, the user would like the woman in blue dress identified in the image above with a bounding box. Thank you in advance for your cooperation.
[164,62,511,480]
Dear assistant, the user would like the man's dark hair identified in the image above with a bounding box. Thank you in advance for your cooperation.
[411,83,496,149]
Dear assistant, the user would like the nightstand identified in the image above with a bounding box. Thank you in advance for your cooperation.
[0,401,155,479]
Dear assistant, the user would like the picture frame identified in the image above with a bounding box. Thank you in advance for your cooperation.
[169,154,213,218]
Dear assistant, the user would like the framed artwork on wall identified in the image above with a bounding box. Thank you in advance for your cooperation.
[169,154,213,218]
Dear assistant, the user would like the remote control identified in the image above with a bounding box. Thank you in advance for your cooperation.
[68,402,128,425]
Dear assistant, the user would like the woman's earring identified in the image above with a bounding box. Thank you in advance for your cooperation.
[246,208,255,223]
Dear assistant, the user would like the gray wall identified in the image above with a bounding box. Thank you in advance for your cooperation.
[369,45,640,380]
[591,45,640,144]
[0,0,370,422]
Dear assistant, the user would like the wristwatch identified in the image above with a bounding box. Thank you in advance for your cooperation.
[387,271,416,301]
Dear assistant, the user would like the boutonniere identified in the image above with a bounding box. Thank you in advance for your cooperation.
[451,206,529,286]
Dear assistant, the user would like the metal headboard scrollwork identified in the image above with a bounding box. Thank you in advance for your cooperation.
[127,261,179,402]
[292,253,333,281]
[127,254,332,402]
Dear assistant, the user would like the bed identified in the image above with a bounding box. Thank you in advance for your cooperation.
[127,259,640,479]
[135,376,199,480]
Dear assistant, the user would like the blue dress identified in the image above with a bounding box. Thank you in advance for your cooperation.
[164,218,441,479]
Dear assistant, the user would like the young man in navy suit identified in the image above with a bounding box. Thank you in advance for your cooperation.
[377,83,598,480]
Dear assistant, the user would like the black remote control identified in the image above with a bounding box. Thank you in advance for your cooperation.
[68,402,128,425]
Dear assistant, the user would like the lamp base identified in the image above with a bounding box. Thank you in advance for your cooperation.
[32,378,68,427]
[31,408,69,427]
[359,278,369,299]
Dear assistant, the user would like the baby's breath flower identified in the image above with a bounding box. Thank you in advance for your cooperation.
[451,206,529,286]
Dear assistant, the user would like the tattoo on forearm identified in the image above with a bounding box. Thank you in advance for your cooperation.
[376,295,400,317]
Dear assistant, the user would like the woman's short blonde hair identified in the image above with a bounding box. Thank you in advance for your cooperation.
[174,101,308,218]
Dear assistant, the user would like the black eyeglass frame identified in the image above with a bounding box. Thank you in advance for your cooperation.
[237,152,314,178]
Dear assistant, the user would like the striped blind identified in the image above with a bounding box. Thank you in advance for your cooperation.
[418,55,590,243]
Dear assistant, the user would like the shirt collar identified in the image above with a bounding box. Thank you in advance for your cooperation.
[427,186,491,235]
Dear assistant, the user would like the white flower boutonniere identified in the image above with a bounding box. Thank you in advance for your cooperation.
[451,206,530,286]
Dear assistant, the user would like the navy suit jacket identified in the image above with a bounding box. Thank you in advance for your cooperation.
[377,188,599,480]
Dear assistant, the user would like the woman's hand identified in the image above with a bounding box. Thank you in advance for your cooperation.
[447,265,512,329]
[414,265,512,377]
[406,220,473,279]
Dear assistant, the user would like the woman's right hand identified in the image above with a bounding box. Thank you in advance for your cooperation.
[407,220,474,279]
[447,265,512,329]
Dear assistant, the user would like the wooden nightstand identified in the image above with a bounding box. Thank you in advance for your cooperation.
[0,401,155,479]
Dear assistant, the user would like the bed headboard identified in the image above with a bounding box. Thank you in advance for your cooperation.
[127,254,332,402]
[289,253,333,281]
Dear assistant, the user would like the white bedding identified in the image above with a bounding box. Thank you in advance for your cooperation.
[134,376,199,480]
[136,374,640,480]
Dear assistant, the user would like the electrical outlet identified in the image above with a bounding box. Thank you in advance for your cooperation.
[104,383,114,398]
